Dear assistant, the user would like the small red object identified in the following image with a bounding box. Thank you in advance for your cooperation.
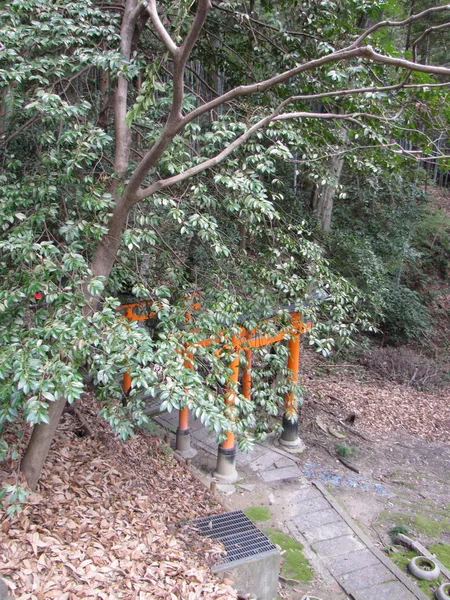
[34,292,43,300]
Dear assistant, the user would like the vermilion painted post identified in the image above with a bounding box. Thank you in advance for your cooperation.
[123,306,133,395]
[213,337,239,482]
[123,371,132,394]
[280,313,303,449]
[175,352,197,458]
[242,348,252,401]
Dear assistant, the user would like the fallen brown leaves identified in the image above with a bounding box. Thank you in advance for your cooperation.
[0,401,237,600]
[302,350,450,444]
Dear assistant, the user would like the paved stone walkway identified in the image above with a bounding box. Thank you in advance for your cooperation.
[286,482,427,600]
[152,407,429,600]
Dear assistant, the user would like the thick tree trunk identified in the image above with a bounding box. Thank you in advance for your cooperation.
[20,197,130,489]
[20,396,67,491]
[313,153,344,233]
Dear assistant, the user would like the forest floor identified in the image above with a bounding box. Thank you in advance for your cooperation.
[0,401,238,600]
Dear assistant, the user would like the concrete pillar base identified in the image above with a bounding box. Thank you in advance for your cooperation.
[279,413,306,453]
[278,436,306,453]
[213,445,239,483]
[175,428,197,458]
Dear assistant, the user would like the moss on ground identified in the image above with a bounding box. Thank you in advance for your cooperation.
[243,505,271,522]
[387,512,450,537]
[264,527,313,583]
[429,543,450,570]
[388,548,444,598]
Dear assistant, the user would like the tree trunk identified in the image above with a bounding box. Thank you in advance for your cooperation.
[20,195,130,489]
[20,396,67,491]
[313,153,344,233]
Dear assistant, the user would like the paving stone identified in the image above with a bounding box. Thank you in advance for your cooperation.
[349,580,418,600]
[275,456,296,468]
[260,465,302,482]
[248,450,277,471]
[337,563,395,591]
[303,520,353,543]
[289,486,323,504]
[292,508,341,531]
[237,444,268,465]
[312,535,365,558]
[216,484,236,494]
[325,548,379,577]
[238,484,256,492]
[294,496,331,514]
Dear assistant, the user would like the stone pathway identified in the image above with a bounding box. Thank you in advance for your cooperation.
[152,408,429,600]
[286,482,428,600]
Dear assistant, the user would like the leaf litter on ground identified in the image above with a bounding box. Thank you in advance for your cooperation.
[0,396,237,600]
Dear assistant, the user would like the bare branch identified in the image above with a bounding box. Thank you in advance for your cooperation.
[169,0,211,121]
[289,80,408,101]
[285,79,450,102]
[350,4,450,48]
[274,110,402,123]
[412,21,450,61]
[363,45,450,77]
[0,115,41,149]
[136,111,278,200]
[179,0,211,65]
[135,108,400,201]
[145,0,177,57]
[180,47,366,127]
[114,0,146,177]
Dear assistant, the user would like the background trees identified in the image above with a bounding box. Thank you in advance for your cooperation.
[1,0,450,491]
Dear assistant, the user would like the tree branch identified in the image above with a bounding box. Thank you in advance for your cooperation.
[114,0,145,177]
[350,5,450,49]
[145,0,177,57]
[135,108,399,201]
[169,0,211,121]
[412,21,450,62]
[211,2,319,40]
[284,79,450,102]
[362,45,450,77]
[180,47,366,127]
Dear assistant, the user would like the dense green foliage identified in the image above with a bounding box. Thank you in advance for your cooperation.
[1,0,449,492]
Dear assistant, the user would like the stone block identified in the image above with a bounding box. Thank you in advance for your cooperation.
[248,450,277,471]
[289,486,323,504]
[260,466,302,482]
[303,520,353,543]
[349,580,418,600]
[325,548,379,577]
[293,496,331,514]
[213,549,280,600]
[292,508,341,531]
[275,457,297,468]
[238,484,256,492]
[0,578,13,600]
[337,563,395,591]
[312,535,365,558]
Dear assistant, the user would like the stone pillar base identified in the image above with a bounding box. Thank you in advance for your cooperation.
[213,445,239,483]
[279,414,306,453]
[175,428,197,458]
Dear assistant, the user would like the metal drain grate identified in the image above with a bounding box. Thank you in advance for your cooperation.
[192,510,277,564]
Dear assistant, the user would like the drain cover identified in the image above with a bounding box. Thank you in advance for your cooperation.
[192,510,277,564]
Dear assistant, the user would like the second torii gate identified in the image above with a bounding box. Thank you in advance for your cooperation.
[120,300,311,482]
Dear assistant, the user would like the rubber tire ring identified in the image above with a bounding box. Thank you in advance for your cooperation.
[408,556,440,581]
[435,583,450,600]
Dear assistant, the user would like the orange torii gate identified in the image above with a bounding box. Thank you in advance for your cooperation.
[119,300,311,481]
